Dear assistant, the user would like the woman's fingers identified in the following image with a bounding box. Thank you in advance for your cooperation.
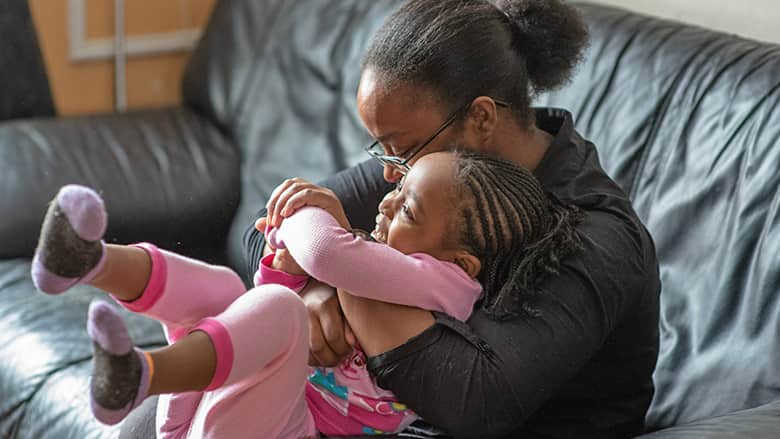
[265,178,296,227]
[254,217,267,232]
[281,189,332,218]
[281,188,352,230]
[304,286,352,367]
[307,314,330,366]
[265,180,291,224]
[319,302,353,359]
[267,178,342,227]
[308,310,343,367]
[271,180,318,227]
[344,320,356,347]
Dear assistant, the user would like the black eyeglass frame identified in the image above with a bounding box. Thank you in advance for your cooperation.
[364,98,510,174]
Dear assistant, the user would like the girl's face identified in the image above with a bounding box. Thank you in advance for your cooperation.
[372,152,461,260]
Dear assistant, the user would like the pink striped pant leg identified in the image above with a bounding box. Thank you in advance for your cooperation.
[114,242,247,341]
[189,284,317,439]
[111,243,249,438]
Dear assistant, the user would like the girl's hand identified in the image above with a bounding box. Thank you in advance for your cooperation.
[271,248,307,276]
[255,218,306,275]
[265,178,350,230]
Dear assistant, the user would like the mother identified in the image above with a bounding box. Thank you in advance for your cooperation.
[125,0,660,437]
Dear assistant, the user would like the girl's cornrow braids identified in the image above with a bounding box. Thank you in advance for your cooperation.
[453,150,584,320]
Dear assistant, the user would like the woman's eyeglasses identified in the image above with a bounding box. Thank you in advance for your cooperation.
[364,98,509,175]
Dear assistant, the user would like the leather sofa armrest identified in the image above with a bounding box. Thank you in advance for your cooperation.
[0,107,240,259]
[635,400,780,438]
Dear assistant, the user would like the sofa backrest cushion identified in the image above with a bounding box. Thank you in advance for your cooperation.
[181,0,402,267]
[537,3,780,429]
[183,0,780,430]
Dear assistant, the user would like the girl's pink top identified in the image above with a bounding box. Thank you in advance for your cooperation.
[255,206,482,436]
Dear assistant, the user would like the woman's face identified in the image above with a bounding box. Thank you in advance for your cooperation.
[371,152,461,260]
[357,68,478,183]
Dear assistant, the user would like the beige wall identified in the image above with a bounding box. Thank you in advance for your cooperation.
[29,0,215,115]
[585,0,780,45]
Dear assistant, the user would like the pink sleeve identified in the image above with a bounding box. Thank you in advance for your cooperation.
[277,207,482,321]
[253,253,309,293]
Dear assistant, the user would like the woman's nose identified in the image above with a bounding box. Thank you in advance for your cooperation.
[383,164,404,184]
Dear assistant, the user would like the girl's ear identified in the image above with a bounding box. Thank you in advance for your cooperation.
[454,251,482,279]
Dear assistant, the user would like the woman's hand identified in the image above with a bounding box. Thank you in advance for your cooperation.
[265,178,350,230]
[301,280,356,366]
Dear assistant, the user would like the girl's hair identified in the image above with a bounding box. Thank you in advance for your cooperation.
[362,0,589,127]
[453,150,583,320]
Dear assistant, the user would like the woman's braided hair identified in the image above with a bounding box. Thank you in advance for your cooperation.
[453,150,584,320]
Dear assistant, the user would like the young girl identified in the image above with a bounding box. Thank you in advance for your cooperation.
[31,150,581,438]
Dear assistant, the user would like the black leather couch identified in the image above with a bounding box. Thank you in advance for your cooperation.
[1,1,779,438]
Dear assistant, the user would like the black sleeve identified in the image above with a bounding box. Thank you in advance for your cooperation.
[242,159,394,280]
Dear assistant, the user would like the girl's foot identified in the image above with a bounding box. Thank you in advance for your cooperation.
[31,184,107,294]
[87,301,153,425]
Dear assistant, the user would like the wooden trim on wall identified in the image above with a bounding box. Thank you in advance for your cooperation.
[68,0,202,62]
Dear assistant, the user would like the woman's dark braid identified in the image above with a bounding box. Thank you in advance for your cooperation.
[454,151,584,320]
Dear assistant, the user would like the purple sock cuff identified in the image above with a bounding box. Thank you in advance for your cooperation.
[115,243,167,312]
[192,318,234,391]
[133,348,152,406]
[82,243,108,284]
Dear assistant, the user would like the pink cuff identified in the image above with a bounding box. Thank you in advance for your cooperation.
[254,253,309,293]
[115,242,166,312]
[192,318,234,391]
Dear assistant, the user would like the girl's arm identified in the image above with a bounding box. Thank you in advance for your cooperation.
[277,207,480,321]
[242,159,394,285]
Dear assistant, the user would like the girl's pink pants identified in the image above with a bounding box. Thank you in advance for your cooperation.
[117,243,318,439]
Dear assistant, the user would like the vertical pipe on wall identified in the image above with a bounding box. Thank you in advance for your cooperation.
[114,0,127,111]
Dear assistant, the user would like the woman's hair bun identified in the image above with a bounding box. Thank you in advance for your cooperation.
[494,0,589,93]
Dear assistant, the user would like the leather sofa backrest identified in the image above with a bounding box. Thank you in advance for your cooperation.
[537,3,780,429]
[181,0,402,266]
[182,0,780,430]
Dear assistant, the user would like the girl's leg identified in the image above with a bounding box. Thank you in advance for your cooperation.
[31,185,247,337]
[32,184,113,295]
[31,184,155,301]
[87,301,215,426]
[190,284,316,439]
[89,285,315,438]
[33,185,246,435]
[89,244,152,301]
[117,242,249,344]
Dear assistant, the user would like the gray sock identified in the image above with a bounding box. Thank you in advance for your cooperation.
[87,301,151,425]
[37,200,103,278]
[32,185,108,294]
[91,342,144,410]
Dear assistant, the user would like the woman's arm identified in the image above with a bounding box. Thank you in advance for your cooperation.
[336,290,435,358]
[363,209,659,437]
